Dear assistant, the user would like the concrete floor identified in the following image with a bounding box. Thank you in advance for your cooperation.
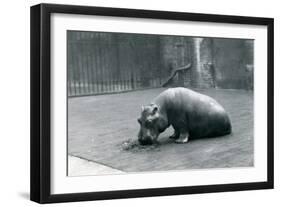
[68,88,253,175]
[68,156,124,176]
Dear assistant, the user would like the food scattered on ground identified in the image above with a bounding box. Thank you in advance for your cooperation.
[121,139,160,152]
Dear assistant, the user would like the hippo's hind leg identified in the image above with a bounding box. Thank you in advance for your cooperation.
[175,131,189,144]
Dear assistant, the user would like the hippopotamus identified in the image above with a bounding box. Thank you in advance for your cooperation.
[137,87,231,145]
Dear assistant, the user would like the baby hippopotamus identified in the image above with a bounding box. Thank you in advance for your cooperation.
[137,87,231,145]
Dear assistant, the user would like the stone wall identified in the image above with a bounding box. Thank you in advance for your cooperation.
[68,31,254,96]
[213,39,254,89]
[161,36,254,90]
[160,36,192,87]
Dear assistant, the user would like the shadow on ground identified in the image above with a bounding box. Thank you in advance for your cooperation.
[18,192,29,200]
[68,88,253,174]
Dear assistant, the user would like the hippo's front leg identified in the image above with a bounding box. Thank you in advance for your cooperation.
[175,132,189,144]
[169,128,180,140]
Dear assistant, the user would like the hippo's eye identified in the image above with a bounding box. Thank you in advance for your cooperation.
[145,119,153,127]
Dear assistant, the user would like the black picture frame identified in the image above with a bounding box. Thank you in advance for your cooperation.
[30,3,274,204]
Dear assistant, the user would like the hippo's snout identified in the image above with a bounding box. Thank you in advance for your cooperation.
[138,137,154,145]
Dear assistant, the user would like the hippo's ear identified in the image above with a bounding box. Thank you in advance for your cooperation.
[141,106,144,112]
[152,105,158,114]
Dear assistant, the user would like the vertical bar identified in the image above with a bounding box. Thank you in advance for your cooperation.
[85,33,92,94]
[104,34,109,93]
[108,35,112,93]
[82,32,89,94]
[131,68,134,90]
[101,33,106,93]
[92,33,97,94]
[89,32,96,94]
[102,33,107,94]
[77,32,84,95]
[85,32,92,94]
[108,34,113,93]
[73,33,81,96]
[81,32,88,95]
[82,32,89,95]
[119,37,122,92]
[67,32,72,96]
[98,33,104,93]
[124,44,128,91]
[110,35,115,93]
[115,34,121,93]
[96,33,101,94]
[158,36,162,87]
[80,33,88,95]
[93,33,99,94]
[95,33,100,94]
[123,36,128,92]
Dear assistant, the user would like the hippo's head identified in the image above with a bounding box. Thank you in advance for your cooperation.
[137,103,160,145]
